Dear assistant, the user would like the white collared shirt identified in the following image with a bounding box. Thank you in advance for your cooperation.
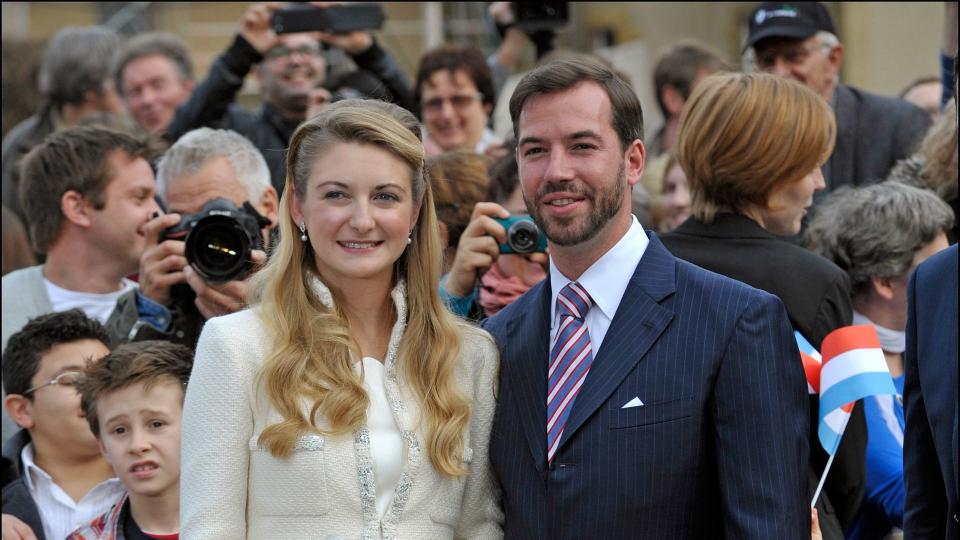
[549,215,649,351]
[20,443,124,540]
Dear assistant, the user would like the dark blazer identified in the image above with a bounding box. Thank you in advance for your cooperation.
[903,244,958,539]
[484,234,810,539]
[1,430,45,540]
[823,83,930,197]
[661,214,865,536]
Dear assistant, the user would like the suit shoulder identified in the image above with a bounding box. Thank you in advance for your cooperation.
[845,84,930,124]
[673,257,784,309]
[1,265,41,289]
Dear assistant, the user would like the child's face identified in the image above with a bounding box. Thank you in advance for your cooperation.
[97,379,183,499]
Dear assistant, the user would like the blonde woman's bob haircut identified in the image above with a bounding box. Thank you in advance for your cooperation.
[675,72,836,222]
[249,99,472,477]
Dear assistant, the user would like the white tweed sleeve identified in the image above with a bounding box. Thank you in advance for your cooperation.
[180,312,260,539]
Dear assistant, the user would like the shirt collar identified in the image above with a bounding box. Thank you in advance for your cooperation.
[549,215,647,325]
[20,442,44,494]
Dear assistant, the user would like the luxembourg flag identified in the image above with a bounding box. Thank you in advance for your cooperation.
[795,331,855,454]
[817,325,898,454]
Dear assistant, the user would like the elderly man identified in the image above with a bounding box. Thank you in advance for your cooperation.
[746,2,931,198]
[1,26,124,224]
[107,127,279,349]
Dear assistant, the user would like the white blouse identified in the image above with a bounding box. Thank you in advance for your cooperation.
[360,356,404,520]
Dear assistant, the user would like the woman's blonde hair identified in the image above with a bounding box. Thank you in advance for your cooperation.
[249,99,472,477]
[675,72,836,222]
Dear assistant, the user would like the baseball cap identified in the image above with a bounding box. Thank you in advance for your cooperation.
[746,2,836,51]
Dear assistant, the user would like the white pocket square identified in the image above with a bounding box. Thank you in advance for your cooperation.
[622,397,644,408]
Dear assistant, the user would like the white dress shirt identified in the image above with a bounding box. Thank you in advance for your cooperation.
[359,357,403,522]
[549,215,649,351]
[20,443,124,540]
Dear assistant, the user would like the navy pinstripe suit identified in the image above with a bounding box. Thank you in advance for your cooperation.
[483,234,810,539]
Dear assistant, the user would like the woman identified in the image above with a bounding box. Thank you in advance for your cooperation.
[652,153,692,232]
[804,181,952,540]
[659,72,863,540]
[428,150,492,272]
[180,99,502,538]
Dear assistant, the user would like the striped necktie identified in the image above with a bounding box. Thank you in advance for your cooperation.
[547,281,594,462]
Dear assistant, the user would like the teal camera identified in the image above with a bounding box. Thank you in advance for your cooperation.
[494,215,548,254]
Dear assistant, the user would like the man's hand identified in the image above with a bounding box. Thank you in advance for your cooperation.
[241,2,284,55]
[138,213,187,306]
[1,514,36,540]
[184,249,267,319]
[308,2,374,54]
[445,202,511,297]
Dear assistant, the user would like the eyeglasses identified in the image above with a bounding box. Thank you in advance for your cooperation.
[23,371,82,395]
[264,44,322,60]
[755,41,832,70]
[421,93,483,114]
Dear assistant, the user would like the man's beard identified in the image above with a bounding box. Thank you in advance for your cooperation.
[525,161,626,247]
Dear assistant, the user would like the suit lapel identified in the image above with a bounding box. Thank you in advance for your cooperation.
[557,234,676,451]
[505,279,552,472]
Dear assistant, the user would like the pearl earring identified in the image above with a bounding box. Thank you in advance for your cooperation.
[299,222,308,242]
[407,235,412,245]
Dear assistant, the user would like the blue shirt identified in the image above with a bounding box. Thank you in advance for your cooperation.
[847,374,905,540]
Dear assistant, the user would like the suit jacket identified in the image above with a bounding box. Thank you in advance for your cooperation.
[484,234,810,539]
[823,83,930,198]
[1,430,45,540]
[903,244,958,539]
[661,214,866,536]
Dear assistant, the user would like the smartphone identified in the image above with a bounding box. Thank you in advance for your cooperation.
[272,3,386,34]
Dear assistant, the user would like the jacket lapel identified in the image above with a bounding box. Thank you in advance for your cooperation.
[557,234,676,451]
[504,279,552,472]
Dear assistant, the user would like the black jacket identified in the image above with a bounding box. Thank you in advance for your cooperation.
[1,430,45,540]
[164,34,414,195]
[661,213,866,538]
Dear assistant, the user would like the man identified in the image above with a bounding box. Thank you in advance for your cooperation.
[903,244,959,539]
[1,127,159,352]
[113,32,196,135]
[107,127,278,348]
[165,2,413,193]
[1,26,125,225]
[2,310,122,540]
[484,57,810,538]
[746,2,930,198]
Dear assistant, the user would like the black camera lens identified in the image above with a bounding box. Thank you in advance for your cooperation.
[508,220,540,253]
[185,216,252,283]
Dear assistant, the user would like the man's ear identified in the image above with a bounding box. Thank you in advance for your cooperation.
[258,186,280,228]
[4,393,35,431]
[826,42,844,77]
[61,190,93,228]
[624,139,646,187]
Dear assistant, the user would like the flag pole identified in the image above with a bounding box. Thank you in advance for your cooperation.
[810,404,852,507]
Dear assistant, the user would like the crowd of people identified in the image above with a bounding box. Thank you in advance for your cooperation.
[1,2,957,539]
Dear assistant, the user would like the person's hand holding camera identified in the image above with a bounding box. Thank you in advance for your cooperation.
[307,2,374,54]
[240,2,285,55]
[184,249,267,319]
[139,212,188,306]
[445,202,511,298]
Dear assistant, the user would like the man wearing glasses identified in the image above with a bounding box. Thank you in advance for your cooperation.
[1,310,120,540]
[164,2,414,195]
[746,2,930,198]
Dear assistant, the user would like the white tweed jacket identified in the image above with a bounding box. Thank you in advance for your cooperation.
[180,277,503,539]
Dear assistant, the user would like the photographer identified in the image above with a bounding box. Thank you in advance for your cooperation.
[164,2,414,194]
[108,128,279,348]
[440,144,548,320]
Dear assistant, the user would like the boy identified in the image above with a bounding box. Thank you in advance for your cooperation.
[68,340,192,540]
[2,309,121,540]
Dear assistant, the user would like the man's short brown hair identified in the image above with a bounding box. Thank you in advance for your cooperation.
[19,126,149,253]
[77,340,193,438]
[675,72,836,222]
[509,55,644,151]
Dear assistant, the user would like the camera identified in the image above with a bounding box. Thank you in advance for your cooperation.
[161,198,271,283]
[272,3,385,34]
[512,1,569,32]
[494,215,548,254]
